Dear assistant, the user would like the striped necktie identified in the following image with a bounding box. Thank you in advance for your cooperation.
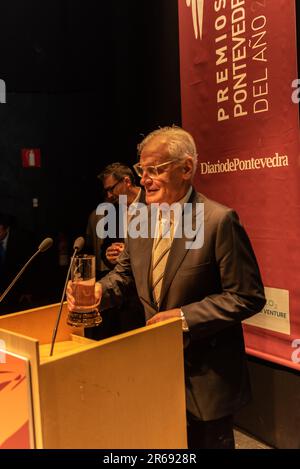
[151,215,174,309]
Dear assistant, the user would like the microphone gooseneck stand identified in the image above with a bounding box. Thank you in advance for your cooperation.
[0,237,53,304]
[49,237,84,357]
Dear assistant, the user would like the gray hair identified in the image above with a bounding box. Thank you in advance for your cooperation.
[137,126,198,176]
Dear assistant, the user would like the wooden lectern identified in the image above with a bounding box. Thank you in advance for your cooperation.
[0,303,187,449]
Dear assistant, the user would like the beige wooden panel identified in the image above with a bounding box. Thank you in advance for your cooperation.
[0,303,83,344]
[39,339,91,362]
[38,319,187,449]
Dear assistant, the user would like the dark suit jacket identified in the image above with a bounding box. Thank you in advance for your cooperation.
[86,209,107,276]
[100,190,266,420]
[86,189,147,273]
[101,189,147,270]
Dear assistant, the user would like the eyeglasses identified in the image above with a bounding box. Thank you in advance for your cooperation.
[103,179,123,194]
[133,160,178,179]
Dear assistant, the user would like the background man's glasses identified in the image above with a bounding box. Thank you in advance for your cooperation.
[103,179,123,194]
[133,160,177,178]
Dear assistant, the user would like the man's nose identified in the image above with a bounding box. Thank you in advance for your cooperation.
[141,171,152,186]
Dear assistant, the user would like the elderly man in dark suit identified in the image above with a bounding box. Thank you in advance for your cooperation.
[68,126,265,448]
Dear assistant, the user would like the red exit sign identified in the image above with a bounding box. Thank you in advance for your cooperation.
[21,149,41,168]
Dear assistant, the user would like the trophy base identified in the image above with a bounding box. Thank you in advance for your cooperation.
[67,310,102,328]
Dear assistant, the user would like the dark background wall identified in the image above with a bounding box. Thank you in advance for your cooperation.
[0,0,299,305]
[0,0,181,304]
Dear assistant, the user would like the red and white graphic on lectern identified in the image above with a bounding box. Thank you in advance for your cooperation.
[0,351,33,448]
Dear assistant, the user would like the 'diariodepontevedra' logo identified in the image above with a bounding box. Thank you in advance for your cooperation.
[186,0,205,40]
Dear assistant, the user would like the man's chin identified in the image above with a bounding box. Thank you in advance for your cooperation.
[146,191,161,204]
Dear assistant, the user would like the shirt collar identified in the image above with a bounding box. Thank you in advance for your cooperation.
[159,186,193,219]
[156,186,193,235]
[178,185,193,207]
[131,188,141,206]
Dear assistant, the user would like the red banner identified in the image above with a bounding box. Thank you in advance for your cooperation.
[178,0,300,369]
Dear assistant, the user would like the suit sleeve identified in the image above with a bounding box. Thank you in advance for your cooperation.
[181,210,266,340]
[85,212,95,254]
[100,236,116,270]
[99,241,135,310]
[100,203,125,270]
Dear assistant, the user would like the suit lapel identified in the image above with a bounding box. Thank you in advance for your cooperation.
[137,235,154,307]
[129,203,155,310]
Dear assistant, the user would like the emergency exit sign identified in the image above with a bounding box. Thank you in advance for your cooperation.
[21,148,41,168]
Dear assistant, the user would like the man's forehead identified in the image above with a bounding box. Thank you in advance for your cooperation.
[103,174,117,186]
[140,139,170,164]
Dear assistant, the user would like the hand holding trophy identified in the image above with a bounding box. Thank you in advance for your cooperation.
[66,255,102,327]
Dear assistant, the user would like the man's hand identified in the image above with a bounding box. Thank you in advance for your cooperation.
[66,281,102,312]
[106,242,125,265]
[146,308,181,325]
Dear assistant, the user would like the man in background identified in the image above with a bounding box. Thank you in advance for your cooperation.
[85,163,145,338]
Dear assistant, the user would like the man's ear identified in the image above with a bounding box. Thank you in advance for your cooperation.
[182,157,194,178]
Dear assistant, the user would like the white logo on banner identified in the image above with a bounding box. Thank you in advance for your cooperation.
[244,287,290,335]
[186,0,204,40]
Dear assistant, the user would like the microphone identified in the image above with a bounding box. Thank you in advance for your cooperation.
[0,237,53,304]
[73,236,85,253]
[49,236,85,356]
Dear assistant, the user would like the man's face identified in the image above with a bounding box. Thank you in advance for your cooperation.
[140,137,191,205]
[103,175,126,203]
